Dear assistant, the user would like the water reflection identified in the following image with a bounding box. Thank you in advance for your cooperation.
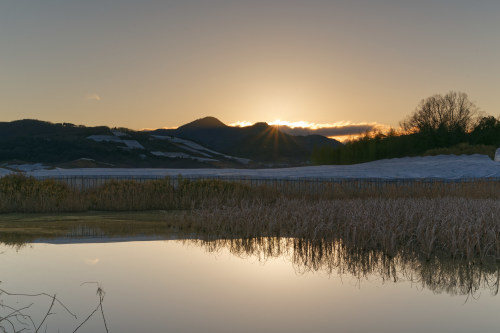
[1,214,499,299]
[188,237,500,298]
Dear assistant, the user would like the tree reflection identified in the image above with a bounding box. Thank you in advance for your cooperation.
[187,237,500,298]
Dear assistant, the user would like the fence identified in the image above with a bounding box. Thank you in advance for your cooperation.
[32,175,500,196]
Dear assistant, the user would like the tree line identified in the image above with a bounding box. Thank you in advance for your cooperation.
[312,91,500,164]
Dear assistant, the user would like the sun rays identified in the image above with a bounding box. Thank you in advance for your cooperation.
[230,119,389,142]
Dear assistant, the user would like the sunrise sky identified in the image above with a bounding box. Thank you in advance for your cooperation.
[1,1,499,137]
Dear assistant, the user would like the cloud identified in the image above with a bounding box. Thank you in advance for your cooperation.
[84,258,100,265]
[230,120,389,138]
[277,124,379,137]
[86,93,101,101]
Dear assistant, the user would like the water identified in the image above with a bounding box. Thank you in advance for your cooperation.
[1,216,500,332]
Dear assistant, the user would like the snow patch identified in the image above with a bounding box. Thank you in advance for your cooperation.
[20,154,500,180]
[0,167,13,176]
[3,163,50,172]
[121,140,145,149]
[495,148,500,162]
[151,135,251,164]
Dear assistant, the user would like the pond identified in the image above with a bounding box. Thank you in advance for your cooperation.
[1,212,500,333]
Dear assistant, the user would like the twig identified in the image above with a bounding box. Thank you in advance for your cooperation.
[0,289,76,319]
[35,294,55,333]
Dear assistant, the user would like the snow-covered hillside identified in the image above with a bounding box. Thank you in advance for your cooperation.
[150,135,251,164]
[1,154,498,180]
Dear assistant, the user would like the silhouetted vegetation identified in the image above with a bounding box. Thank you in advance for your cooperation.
[312,91,500,164]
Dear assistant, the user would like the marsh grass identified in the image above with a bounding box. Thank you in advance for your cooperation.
[1,174,499,262]
[0,174,498,213]
[184,197,500,262]
[0,175,277,213]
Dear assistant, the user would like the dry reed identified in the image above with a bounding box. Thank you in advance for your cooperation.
[1,174,499,262]
[0,174,498,213]
[184,197,500,262]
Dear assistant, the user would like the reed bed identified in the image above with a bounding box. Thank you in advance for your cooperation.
[0,175,276,212]
[0,174,498,213]
[1,174,499,262]
[185,197,500,262]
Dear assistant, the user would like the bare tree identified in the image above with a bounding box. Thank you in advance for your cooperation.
[401,91,479,135]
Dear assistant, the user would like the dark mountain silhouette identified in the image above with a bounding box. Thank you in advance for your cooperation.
[0,119,110,140]
[0,117,342,168]
[151,116,342,163]
[178,116,228,129]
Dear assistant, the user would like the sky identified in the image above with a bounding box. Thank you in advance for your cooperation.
[1,0,499,137]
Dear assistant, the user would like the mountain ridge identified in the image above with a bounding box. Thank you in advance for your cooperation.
[0,117,342,168]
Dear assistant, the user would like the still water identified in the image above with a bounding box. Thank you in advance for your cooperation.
[1,215,500,332]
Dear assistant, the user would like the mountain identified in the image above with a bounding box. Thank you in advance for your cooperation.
[150,116,342,164]
[0,118,342,168]
[178,116,228,129]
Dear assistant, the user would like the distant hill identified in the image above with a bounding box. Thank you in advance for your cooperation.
[0,117,342,168]
[178,116,228,129]
[151,117,342,164]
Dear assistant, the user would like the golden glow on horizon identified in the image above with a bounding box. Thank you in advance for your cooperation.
[230,119,391,142]
[140,119,390,143]
[230,119,353,129]
[230,119,387,130]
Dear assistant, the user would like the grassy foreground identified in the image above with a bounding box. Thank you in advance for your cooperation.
[0,174,498,213]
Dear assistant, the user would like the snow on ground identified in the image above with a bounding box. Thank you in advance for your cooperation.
[2,163,50,172]
[0,167,13,176]
[21,154,500,180]
[495,148,500,162]
[151,135,251,164]
[121,140,145,149]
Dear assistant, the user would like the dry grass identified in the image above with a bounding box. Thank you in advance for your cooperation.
[184,197,500,262]
[1,174,499,262]
[0,175,277,213]
[0,174,498,213]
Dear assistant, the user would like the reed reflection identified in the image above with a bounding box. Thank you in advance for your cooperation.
[188,237,500,298]
[1,215,500,299]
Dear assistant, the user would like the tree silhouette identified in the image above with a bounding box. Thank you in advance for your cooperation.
[400,91,481,147]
